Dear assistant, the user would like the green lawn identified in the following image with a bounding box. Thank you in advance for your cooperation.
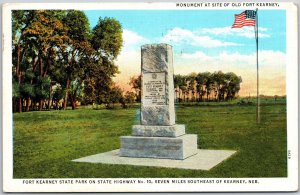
[13,102,287,178]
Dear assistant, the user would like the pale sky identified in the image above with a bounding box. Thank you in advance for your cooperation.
[85,10,286,96]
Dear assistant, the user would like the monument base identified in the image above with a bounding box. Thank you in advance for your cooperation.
[72,149,236,170]
[120,134,198,160]
[132,124,185,137]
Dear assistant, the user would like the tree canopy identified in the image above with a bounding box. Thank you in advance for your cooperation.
[12,10,123,112]
[174,71,242,102]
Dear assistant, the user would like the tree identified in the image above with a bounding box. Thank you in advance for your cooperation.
[91,17,123,60]
[34,76,51,110]
[84,56,119,105]
[180,75,188,102]
[174,74,180,102]
[105,85,124,109]
[12,10,34,112]
[224,72,242,100]
[11,11,124,112]
[204,72,213,101]
[82,77,97,105]
[12,10,67,112]
[174,71,241,102]
[83,17,123,107]
[196,72,210,102]
[129,75,141,102]
[69,79,84,110]
[187,73,197,102]
[25,11,67,110]
[174,74,187,102]
[211,71,226,101]
[123,91,136,108]
[12,79,21,112]
[60,10,92,110]
[52,85,64,110]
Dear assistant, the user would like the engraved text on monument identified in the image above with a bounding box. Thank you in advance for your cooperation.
[142,72,166,105]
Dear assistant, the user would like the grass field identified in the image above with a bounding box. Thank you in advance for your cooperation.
[13,101,287,178]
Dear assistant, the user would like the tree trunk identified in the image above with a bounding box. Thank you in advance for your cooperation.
[31,100,34,110]
[51,99,54,110]
[48,83,52,110]
[70,94,76,110]
[192,92,195,102]
[16,45,22,85]
[39,99,43,111]
[63,78,70,110]
[13,97,17,113]
[43,54,51,77]
[26,97,31,112]
[16,44,23,113]
[18,97,22,113]
[71,101,76,110]
[175,90,178,103]
[39,53,44,76]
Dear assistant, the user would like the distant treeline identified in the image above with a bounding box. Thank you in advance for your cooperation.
[174,71,242,102]
[129,71,242,103]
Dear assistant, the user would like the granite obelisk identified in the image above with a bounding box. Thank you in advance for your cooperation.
[120,44,198,160]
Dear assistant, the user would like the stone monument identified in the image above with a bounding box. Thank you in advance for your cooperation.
[119,44,198,160]
[74,43,236,170]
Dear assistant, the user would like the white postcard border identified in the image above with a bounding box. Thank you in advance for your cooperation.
[2,2,298,192]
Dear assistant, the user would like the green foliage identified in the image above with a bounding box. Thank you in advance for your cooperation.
[82,78,96,105]
[91,17,123,59]
[70,79,84,99]
[34,76,51,100]
[195,72,211,101]
[20,83,35,98]
[12,10,124,112]
[23,10,67,54]
[63,11,90,42]
[175,71,242,102]
[129,75,141,102]
[12,10,34,44]
[225,72,242,100]
[52,85,64,102]
[12,79,20,98]
[174,74,188,102]
[124,91,136,105]
[83,57,120,106]
[69,79,85,109]
[104,85,124,109]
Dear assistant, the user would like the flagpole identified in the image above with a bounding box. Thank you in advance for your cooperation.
[255,8,260,124]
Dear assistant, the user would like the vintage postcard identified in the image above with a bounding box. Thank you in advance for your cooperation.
[2,1,298,192]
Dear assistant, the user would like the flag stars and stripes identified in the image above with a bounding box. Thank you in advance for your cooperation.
[232,10,256,28]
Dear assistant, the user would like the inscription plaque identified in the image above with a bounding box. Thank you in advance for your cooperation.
[142,72,166,105]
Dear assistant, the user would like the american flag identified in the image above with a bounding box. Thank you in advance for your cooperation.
[232,10,256,28]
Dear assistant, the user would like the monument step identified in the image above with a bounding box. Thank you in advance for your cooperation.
[120,134,198,160]
[132,124,185,137]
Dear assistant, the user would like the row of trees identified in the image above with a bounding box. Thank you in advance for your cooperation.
[174,71,242,102]
[12,10,123,112]
[129,71,242,103]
